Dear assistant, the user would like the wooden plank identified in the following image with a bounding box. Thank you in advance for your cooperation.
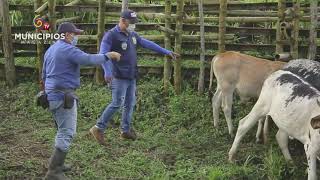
[9,5,34,11]
[5,41,320,53]
[1,46,319,61]
[34,2,48,14]
[0,51,37,57]
[8,2,312,12]
[0,63,213,81]
[3,24,319,37]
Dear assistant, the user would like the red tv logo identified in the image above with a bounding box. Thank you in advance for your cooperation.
[33,15,50,31]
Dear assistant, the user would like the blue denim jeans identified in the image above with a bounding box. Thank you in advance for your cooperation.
[96,78,136,133]
[49,100,77,152]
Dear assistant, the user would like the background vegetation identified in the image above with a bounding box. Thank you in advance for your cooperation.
[0,76,310,179]
[0,0,317,179]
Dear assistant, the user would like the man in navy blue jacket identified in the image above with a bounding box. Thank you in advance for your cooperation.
[42,22,121,179]
[90,10,179,144]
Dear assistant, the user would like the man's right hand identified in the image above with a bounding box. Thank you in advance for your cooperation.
[40,80,45,91]
[105,76,113,84]
[106,52,121,61]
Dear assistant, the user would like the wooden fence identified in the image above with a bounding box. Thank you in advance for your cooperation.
[0,1,319,90]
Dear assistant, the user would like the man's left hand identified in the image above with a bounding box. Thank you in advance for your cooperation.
[168,52,180,60]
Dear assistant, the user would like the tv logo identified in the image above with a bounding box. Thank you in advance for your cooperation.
[33,15,50,31]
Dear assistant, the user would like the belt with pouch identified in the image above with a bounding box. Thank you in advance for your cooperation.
[52,88,79,109]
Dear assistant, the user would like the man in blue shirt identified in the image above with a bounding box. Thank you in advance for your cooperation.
[90,10,179,144]
[42,22,121,179]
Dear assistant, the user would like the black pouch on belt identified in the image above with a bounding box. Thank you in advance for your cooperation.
[63,92,78,109]
[36,91,49,109]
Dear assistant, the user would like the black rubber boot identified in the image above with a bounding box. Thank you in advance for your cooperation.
[44,148,69,180]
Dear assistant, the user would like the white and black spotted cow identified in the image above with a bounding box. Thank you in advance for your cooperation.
[257,59,320,142]
[282,59,320,91]
[228,70,320,180]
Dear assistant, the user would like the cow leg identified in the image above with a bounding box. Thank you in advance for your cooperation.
[212,87,222,127]
[229,103,267,162]
[212,85,221,127]
[305,143,318,180]
[256,116,270,144]
[222,90,234,137]
[263,116,270,144]
[305,134,320,180]
[255,118,264,144]
[276,130,292,161]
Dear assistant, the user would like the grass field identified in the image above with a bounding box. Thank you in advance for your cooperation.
[0,76,311,179]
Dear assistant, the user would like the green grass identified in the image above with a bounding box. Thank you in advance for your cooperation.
[0,77,309,179]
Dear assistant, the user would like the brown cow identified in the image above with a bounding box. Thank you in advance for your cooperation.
[209,51,286,138]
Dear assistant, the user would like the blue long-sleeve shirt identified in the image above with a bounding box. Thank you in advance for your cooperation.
[99,25,171,79]
[42,40,107,100]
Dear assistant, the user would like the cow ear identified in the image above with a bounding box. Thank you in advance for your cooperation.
[311,115,320,129]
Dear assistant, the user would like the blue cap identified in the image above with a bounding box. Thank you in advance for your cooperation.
[121,9,139,24]
[57,22,83,34]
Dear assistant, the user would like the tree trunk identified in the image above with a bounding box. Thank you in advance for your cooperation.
[0,0,16,87]
[48,0,56,32]
[94,0,106,84]
[35,0,45,84]
[290,0,300,59]
[218,0,227,53]
[174,0,184,94]
[276,0,285,54]
[308,0,317,60]
[198,0,205,94]
[163,0,172,95]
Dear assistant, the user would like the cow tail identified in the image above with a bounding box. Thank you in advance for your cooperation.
[208,55,218,99]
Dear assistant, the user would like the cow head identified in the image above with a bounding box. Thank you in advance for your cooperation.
[311,99,320,129]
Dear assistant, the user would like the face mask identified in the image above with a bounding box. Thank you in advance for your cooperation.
[127,24,136,32]
[71,34,78,46]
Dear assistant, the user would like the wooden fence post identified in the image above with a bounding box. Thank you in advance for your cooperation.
[218,0,227,53]
[0,0,16,87]
[163,0,172,95]
[174,0,184,94]
[48,0,56,32]
[308,0,317,60]
[122,0,129,11]
[198,0,205,94]
[94,0,106,84]
[276,0,285,54]
[290,0,300,59]
[35,0,45,84]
